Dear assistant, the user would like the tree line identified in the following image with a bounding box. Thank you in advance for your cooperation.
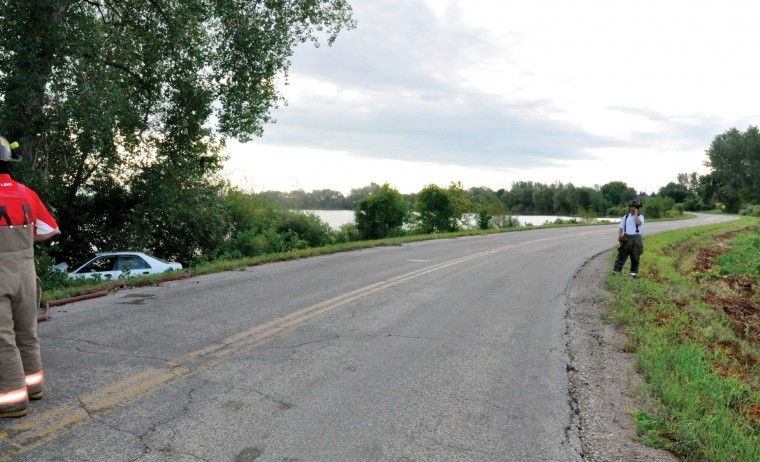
[1,2,758,274]
[256,170,724,219]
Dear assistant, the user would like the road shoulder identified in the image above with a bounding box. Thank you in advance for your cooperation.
[566,251,679,462]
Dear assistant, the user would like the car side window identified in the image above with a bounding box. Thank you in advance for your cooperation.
[81,256,117,273]
[116,256,151,271]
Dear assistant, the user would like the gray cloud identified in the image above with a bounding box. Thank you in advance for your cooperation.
[607,106,754,152]
[265,91,612,168]
[259,0,621,168]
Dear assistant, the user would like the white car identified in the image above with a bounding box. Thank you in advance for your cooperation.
[62,252,183,280]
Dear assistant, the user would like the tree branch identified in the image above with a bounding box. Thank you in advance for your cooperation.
[81,50,145,85]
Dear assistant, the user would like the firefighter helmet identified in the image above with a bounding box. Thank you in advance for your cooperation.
[0,136,21,162]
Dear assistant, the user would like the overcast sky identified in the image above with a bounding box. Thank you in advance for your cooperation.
[223,0,760,195]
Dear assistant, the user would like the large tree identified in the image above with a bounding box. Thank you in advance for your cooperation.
[0,0,355,263]
[600,181,637,209]
[657,182,689,204]
[704,126,760,212]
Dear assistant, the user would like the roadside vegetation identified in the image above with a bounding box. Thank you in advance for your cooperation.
[603,216,759,461]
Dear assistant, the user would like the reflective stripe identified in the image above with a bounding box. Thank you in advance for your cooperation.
[0,387,28,405]
[25,371,44,386]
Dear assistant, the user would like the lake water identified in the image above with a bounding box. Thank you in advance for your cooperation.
[301,210,616,230]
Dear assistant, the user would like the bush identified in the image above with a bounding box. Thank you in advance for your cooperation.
[415,184,457,233]
[643,196,675,219]
[37,265,78,292]
[334,223,361,243]
[274,212,333,248]
[354,183,408,239]
[607,206,627,217]
[476,209,492,230]
[739,204,760,217]
[683,196,709,212]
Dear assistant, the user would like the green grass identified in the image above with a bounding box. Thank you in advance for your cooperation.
[604,216,759,461]
[717,230,760,277]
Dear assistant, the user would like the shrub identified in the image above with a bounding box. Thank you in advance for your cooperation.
[415,184,457,233]
[354,183,409,239]
[476,209,492,230]
[274,211,333,248]
[643,196,675,219]
[334,223,361,243]
[739,204,760,217]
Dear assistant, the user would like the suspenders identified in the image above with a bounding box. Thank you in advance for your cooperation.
[623,213,641,234]
[0,184,32,227]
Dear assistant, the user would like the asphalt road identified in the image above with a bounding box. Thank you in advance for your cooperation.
[0,214,738,461]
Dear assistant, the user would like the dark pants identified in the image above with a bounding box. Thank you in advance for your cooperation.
[614,234,644,273]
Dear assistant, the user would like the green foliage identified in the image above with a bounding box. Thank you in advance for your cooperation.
[354,183,408,239]
[604,218,759,461]
[643,196,675,219]
[576,207,598,222]
[669,203,685,217]
[210,189,337,260]
[683,196,708,212]
[334,223,360,244]
[414,184,457,233]
[275,212,333,249]
[606,204,628,217]
[0,0,355,265]
[498,180,637,217]
[658,182,690,204]
[739,204,760,217]
[717,226,760,276]
[705,126,760,212]
[345,183,385,209]
[601,181,637,209]
[476,209,492,230]
[446,181,473,228]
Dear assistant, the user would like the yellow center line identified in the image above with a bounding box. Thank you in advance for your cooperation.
[0,236,554,456]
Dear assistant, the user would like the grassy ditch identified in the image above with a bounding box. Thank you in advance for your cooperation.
[604,216,758,461]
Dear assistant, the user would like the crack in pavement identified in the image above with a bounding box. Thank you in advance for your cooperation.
[48,343,169,362]
[384,333,451,342]
[255,334,340,350]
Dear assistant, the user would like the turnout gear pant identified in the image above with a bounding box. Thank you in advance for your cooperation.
[0,226,42,415]
[614,233,644,274]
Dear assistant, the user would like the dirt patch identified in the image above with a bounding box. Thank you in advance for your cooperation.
[566,252,679,462]
[694,229,759,385]
[693,230,759,343]
[692,229,742,274]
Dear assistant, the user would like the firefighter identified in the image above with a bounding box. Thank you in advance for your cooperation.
[0,136,60,418]
[613,199,644,278]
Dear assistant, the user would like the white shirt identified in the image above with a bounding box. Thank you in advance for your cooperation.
[619,213,644,235]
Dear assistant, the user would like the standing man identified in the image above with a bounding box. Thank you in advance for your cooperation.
[0,136,60,418]
[613,199,645,278]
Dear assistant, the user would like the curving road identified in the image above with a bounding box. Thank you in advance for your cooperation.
[0,214,737,461]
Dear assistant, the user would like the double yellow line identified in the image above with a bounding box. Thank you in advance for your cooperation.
[0,237,552,458]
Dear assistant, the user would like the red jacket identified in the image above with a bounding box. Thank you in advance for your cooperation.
[0,174,59,235]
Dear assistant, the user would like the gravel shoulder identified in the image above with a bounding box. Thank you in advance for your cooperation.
[566,251,679,462]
